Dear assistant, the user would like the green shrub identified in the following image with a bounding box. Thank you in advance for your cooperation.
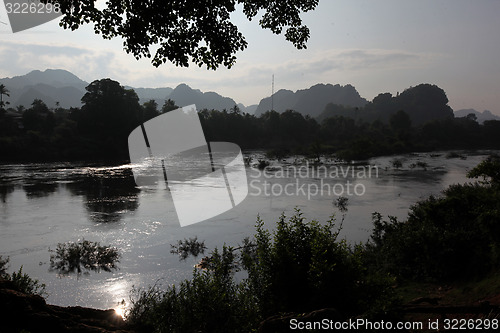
[366,157,500,281]
[257,159,270,170]
[243,210,392,318]
[127,210,396,332]
[170,237,207,260]
[10,266,47,297]
[467,155,500,186]
[127,246,258,333]
[0,255,9,277]
[391,159,403,169]
[1,255,46,297]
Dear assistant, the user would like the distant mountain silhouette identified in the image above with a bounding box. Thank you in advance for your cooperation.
[4,70,498,122]
[0,69,88,109]
[3,69,88,90]
[127,87,174,106]
[255,83,368,117]
[454,109,500,124]
[243,104,258,114]
[168,83,239,111]
[0,69,249,112]
[317,84,455,126]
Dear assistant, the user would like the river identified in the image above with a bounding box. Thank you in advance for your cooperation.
[0,150,494,313]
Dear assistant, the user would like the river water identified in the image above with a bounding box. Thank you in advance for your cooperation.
[0,150,494,312]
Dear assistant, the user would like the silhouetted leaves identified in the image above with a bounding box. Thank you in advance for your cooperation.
[43,0,318,69]
[2,79,500,162]
[49,240,120,275]
[365,157,500,281]
[170,237,207,261]
[0,255,9,277]
[128,210,395,332]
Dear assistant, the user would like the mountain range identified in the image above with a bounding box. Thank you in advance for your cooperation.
[255,83,368,117]
[0,69,254,113]
[0,69,369,117]
[454,108,500,124]
[2,69,499,122]
[0,69,87,109]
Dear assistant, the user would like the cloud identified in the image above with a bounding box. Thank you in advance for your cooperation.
[0,40,118,81]
[335,49,423,69]
[272,49,427,78]
[110,48,432,105]
[182,48,436,105]
[171,48,429,89]
[0,38,439,107]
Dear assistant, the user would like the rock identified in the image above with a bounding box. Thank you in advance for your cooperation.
[0,277,138,333]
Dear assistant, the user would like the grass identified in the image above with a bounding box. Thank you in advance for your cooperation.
[396,270,500,311]
[394,272,500,333]
[444,270,500,305]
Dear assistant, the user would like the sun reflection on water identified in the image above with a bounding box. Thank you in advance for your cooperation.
[106,277,130,319]
[114,305,126,319]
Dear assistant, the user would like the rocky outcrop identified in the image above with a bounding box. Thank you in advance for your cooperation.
[0,278,137,333]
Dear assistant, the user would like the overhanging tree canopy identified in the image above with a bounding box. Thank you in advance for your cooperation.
[44,0,319,69]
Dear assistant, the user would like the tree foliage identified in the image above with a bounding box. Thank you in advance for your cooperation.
[0,83,10,109]
[49,240,121,275]
[2,79,500,162]
[44,0,319,69]
[9,266,47,297]
[0,255,47,297]
[366,156,500,281]
[0,255,9,277]
[70,78,142,157]
[170,236,207,261]
[126,210,396,331]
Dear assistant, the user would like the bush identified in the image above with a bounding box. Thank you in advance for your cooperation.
[257,159,270,170]
[170,237,206,260]
[366,157,500,281]
[126,210,396,332]
[391,159,403,169]
[127,246,257,333]
[10,266,47,297]
[243,211,394,318]
[0,256,46,297]
[0,255,9,277]
[49,240,120,275]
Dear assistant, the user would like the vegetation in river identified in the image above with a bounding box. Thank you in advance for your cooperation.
[1,157,500,330]
[124,156,500,331]
[49,240,120,275]
[126,209,397,332]
[170,236,207,261]
[365,155,500,281]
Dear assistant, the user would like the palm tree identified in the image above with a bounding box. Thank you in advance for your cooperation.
[0,84,10,109]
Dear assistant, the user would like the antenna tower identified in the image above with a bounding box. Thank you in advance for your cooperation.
[271,74,274,111]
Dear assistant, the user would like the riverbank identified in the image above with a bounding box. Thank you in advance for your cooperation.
[3,268,499,332]
[0,277,137,333]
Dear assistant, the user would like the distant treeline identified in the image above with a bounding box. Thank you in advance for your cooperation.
[1,79,500,162]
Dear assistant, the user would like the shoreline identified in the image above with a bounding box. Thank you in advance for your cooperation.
[0,277,137,333]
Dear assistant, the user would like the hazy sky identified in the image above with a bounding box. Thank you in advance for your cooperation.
[1,0,499,114]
